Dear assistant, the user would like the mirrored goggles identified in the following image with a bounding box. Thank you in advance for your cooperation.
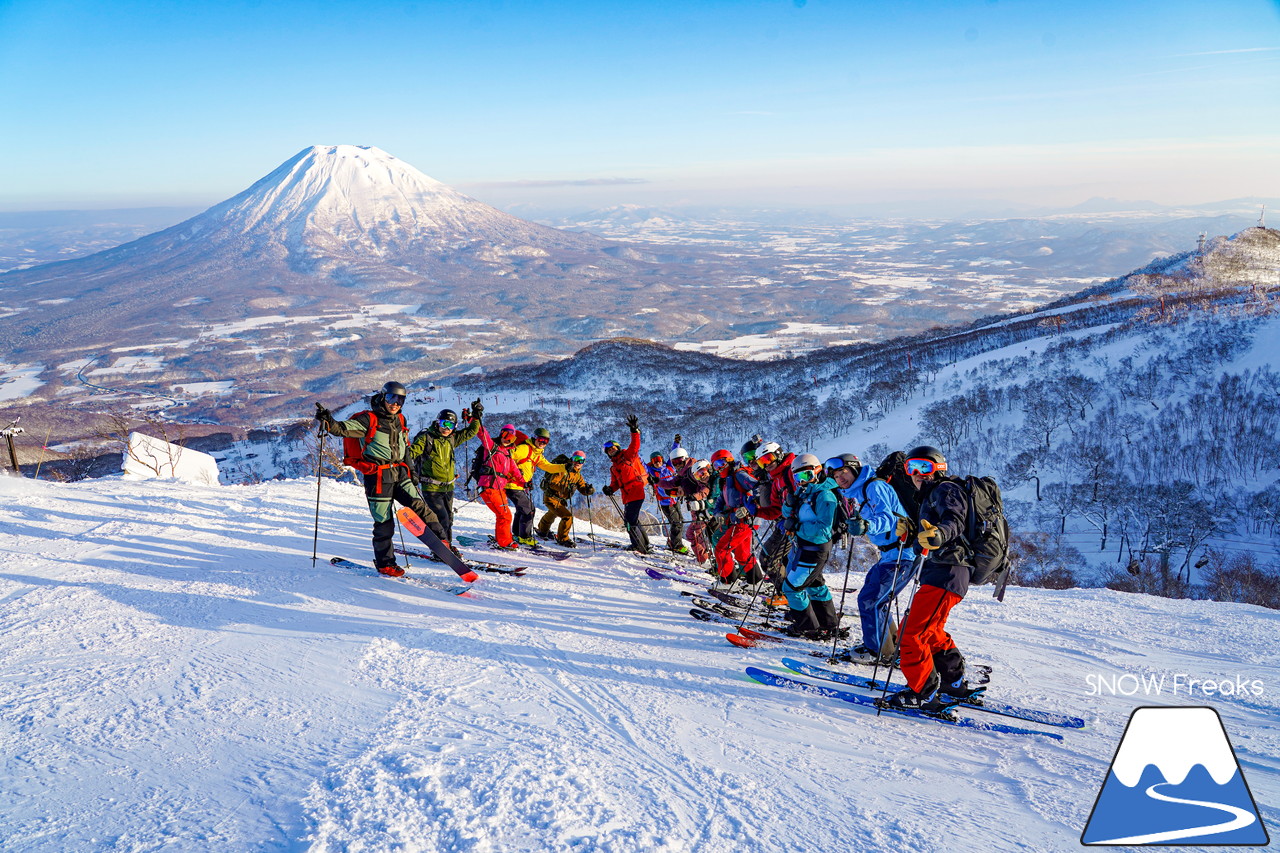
[756,451,777,468]
[438,419,456,430]
[712,458,729,469]
[795,467,819,484]
[571,455,586,465]
[534,437,549,446]
[386,394,405,406]
[904,458,941,476]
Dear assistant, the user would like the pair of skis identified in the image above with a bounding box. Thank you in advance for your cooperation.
[455,534,575,561]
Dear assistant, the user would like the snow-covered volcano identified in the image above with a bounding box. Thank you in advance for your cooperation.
[187,144,601,260]
[0,145,696,409]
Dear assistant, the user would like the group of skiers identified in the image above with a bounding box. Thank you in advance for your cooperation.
[316,381,1000,714]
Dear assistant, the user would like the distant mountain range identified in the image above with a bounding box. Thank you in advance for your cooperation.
[0,144,1272,433]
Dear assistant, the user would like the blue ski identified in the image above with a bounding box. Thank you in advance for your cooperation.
[779,658,1084,730]
[745,667,1063,740]
[330,557,474,597]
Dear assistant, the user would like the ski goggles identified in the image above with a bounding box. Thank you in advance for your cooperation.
[742,449,757,463]
[712,458,730,470]
[385,394,405,406]
[437,419,457,430]
[571,454,586,465]
[534,437,550,446]
[794,467,819,484]
[755,451,777,468]
[904,457,944,476]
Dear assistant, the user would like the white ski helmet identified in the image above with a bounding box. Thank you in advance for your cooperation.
[671,447,689,460]
[792,453,822,473]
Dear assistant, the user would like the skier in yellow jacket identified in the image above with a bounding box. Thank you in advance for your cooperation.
[508,427,567,546]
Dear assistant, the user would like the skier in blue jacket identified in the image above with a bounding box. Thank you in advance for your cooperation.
[828,453,916,663]
[778,454,844,639]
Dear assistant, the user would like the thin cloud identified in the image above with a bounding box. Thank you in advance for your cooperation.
[1173,47,1280,57]
[464,177,650,189]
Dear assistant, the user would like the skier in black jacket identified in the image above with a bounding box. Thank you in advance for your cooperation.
[884,446,983,712]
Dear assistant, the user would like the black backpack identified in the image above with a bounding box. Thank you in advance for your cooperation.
[962,475,1011,591]
[541,454,571,492]
[466,444,489,486]
[874,451,920,519]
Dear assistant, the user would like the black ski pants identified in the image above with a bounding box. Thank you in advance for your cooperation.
[660,502,685,549]
[623,499,650,553]
[508,488,536,540]
[423,489,456,542]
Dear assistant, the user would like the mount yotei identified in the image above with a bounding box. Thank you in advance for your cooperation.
[0,145,737,418]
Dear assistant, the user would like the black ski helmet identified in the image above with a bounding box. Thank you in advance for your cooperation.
[904,445,947,475]
[380,381,408,400]
[823,453,862,479]
[740,434,763,462]
[436,408,458,426]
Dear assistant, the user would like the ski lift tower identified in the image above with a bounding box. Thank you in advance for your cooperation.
[1,418,23,472]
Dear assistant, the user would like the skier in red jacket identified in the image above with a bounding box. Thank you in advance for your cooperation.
[602,414,651,554]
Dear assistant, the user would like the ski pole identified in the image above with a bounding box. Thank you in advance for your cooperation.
[877,549,926,713]
[311,429,325,567]
[585,494,599,552]
[869,541,906,681]
[828,535,858,664]
[729,520,765,626]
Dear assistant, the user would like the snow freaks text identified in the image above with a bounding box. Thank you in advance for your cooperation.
[1086,673,1265,698]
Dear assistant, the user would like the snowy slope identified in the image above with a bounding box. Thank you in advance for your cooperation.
[1,473,1277,851]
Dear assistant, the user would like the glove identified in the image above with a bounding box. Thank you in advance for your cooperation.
[470,399,484,419]
[783,516,799,533]
[582,484,596,496]
[648,474,658,485]
[847,517,869,537]
[917,519,944,551]
[461,407,471,421]
[314,403,334,425]
[686,499,703,513]
[674,433,682,444]
[603,485,616,496]
[625,413,639,432]
[734,507,750,522]
[894,516,913,540]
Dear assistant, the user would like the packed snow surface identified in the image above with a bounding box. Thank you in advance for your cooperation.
[0,473,1277,852]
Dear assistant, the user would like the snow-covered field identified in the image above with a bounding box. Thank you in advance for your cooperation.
[1,472,1277,852]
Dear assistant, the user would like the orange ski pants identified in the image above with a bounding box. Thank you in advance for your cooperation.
[898,584,964,693]
[481,487,514,547]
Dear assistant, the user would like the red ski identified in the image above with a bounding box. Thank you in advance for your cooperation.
[396,507,479,583]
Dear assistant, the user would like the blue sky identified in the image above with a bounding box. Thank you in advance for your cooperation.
[0,0,1277,211]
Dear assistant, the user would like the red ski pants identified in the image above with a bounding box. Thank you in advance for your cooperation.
[481,487,514,547]
[898,584,963,694]
[714,521,757,581]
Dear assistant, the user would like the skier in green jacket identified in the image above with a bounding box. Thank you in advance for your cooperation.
[408,401,483,542]
[316,381,449,576]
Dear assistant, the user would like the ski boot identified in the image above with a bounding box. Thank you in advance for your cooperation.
[878,671,958,715]
[376,563,405,578]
